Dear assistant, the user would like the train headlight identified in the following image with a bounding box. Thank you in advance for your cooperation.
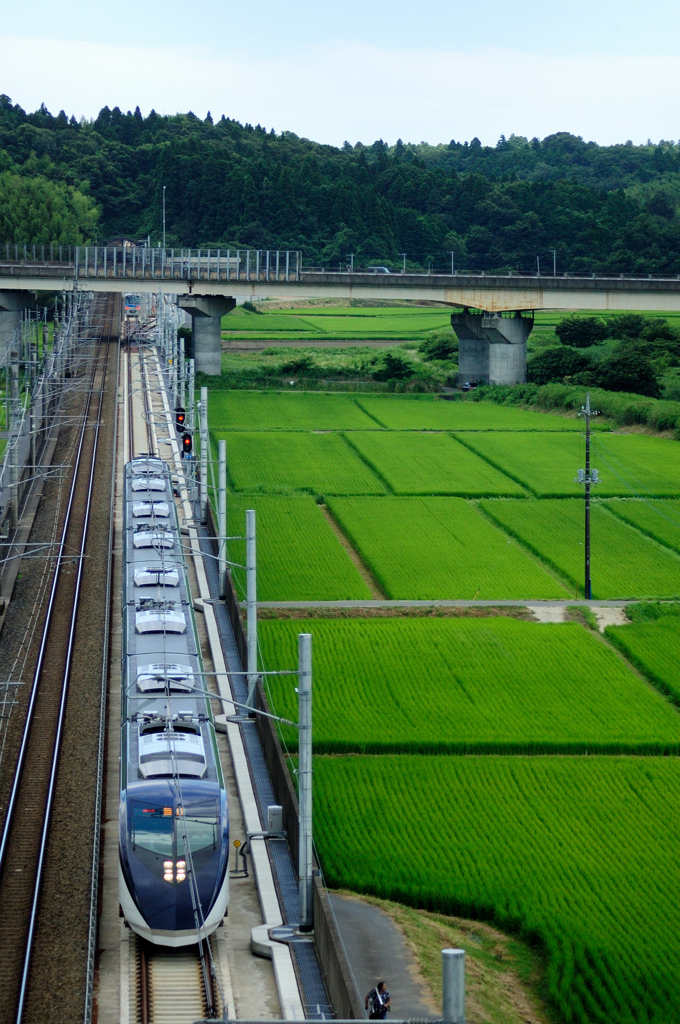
[163,871,174,883]
[163,860,173,869]
[176,859,186,881]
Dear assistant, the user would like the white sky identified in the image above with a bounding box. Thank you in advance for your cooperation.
[2,1,680,147]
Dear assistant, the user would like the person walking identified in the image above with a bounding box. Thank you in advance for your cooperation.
[366,981,391,1020]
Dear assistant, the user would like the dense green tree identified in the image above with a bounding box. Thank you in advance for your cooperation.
[598,350,661,397]
[419,334,458,361]
[0,168,98,243]
[3,95,680,273]
[556,316,609,348]
[527,347,592,385]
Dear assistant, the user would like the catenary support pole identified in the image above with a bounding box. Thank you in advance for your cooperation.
[179,335,185,409]
[188,358,195,433]
[442,948,465,1024]
[10,352,19,531]
[584,393,592,600]
[298,631,313,931]
[199,386,208,523]
[218,439,227,597]
[245,509,258,708]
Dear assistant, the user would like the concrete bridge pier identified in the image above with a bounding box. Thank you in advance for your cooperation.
[177,294,236,376]
[451,310,533,386]
[0,291,35,362]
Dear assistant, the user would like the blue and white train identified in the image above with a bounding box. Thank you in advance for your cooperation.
[119,455,229,946]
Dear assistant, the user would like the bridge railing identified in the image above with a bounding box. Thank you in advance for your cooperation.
[0,245,303,283]
[3,244,680,283]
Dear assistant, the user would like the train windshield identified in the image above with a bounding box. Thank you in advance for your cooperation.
[176,798,220,855]
[131,803,174,856]
[131,798,220,857]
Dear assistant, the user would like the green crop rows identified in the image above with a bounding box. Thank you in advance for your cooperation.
[355,395,590,431]
[345,432,526,496]
[222,305,452,339]
[460,431,680,497]
[605,499,680,554]
[327,496,569,598]
[261,617,680,754]
[606,615,680,703]
[209,390,377,430]
[225,495,371,601]
[312,755,680,1024]
[482,499,680,598]
[221,431,385,495]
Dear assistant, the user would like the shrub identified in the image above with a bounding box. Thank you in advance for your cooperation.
[555,315,609,347]
[419,333,458,361]
[371,353,414,381]
[280,355,319,376]
[597,350,661,397]
[527,347,592,385]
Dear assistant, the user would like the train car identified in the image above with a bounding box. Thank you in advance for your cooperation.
[118,455,229,946]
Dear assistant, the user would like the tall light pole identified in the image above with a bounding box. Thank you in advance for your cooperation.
[577,394,599,600]
[162,185,166,251]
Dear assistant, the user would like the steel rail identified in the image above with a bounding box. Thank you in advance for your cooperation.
[0,322,103,875]
[15,332,111,1024]
[83,297,120,1024]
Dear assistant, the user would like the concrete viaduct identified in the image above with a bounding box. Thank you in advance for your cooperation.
[3,246,680,380]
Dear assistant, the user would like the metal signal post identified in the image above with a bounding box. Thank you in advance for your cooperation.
[577,393,599,600]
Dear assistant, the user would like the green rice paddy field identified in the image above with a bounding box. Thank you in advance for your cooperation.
[208,388,680,1024]
[313,755,680,1024]
[209,392,680,600]
[225,494,370,600]
[326,496,568,598]
[221,304,453,339]
[344,432,526,496]
[261,616,680,755]
[481,499,680,599]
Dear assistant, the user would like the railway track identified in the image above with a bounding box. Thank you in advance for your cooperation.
[123,335,224,1023]
[134,936,223,1024]
[0,301,114,1024]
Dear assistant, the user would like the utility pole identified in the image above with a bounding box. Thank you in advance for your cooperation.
[551,248,557,276]
[448,251,455,276]
[298,632,313,931]
[536,255,540,276]
[162,185,166,251]
[400,253,407,274]
[348,253,354,273]
[245,510,258,708]
[577,393,599,600]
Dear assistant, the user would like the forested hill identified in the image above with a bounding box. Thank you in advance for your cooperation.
[2,94,680,273]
